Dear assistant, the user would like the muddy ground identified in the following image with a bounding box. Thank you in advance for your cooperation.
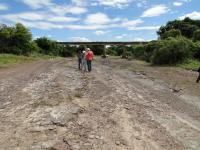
[0,57,199,150]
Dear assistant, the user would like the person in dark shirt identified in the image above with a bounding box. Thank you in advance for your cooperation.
[196,67,200,83]
[77,48,82,70]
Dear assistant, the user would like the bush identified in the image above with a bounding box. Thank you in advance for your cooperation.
[0,23,40,56]
[61,45,76,57]
[193,30,200,41]
[161,29,181,39]
[106,47,118,56]
[35,37,63,56]
[193,41,200,60]
[143,41,163,62]
[86,45,105,55]
[151,37,194,65]
[131,45,146,60]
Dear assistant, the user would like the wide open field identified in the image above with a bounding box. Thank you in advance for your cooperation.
[0,57,199,150]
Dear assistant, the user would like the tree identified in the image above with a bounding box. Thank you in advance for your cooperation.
[151,37,194,65]
[86,45,105,55]
[193,30,200,41]
[161,29,181,39]
[157,18,200,39]
[35,37,65,56]
[0,23,35,55]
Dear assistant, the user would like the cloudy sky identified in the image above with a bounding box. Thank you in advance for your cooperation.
[0,0,199,41]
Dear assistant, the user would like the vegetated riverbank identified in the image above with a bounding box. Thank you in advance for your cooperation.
[0,54,57,68]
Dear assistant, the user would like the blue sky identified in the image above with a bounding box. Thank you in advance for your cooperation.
[0,0,199,42]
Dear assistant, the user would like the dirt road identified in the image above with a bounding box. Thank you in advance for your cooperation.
[0,58,199,150]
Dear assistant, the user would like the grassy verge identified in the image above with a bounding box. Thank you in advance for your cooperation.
[177,59,200,71]
[0,54,57,68]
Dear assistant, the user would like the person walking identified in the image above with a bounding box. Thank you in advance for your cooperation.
[77,48,82,70]
[82,50,88,72]
[86,48,94,72]
[196,66,200,83]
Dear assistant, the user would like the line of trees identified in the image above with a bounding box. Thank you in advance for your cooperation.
[0,23,80,57]
[1,18,200,65]
[0,23,107,57]
[106,17,200,65]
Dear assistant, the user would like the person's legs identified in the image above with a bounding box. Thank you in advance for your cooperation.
[197,73,200,83]
[84,60,87,71]
[89,60,92,71]
[90,60,92,71]
[78,58,82,70]
[87,60,91,72]
[87,60,90,71]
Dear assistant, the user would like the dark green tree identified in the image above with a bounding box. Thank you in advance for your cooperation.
[193,30,200,41]
[157,18,200,39]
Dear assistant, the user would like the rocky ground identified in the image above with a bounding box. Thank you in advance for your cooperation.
[0,57,199,150]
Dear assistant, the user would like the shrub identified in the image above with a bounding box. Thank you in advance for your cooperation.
[143,41,164,62]
[193,30,200,41]
[131,45,146,60]
[106,47,118,56]
[151,37,194,65]
[161,29,181,39]
[35,37,63,56]
[193,41,200,60]
[61,45,76,57]
[86,45,105,55]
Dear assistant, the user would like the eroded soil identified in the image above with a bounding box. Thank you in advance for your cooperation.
[0,58,199,150]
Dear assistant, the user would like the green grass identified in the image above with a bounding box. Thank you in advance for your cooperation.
[178,59,200,70]
[0,54,58,68]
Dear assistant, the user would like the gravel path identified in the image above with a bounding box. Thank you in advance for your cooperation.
[0,58,199,150]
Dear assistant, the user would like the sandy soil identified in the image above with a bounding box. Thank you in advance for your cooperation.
[0,57,199,150]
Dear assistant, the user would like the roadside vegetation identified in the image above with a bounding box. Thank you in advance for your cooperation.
[0,17,200,70]
[0,54,56,68]
[105,18,200,70]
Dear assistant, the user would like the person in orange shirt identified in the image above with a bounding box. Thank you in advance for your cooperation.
[86,48,94,72]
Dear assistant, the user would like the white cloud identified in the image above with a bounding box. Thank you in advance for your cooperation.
[2,12,45,21]
[48,16,80,22]
[179,11,200,20]
[0,11,79,23]
[115,34,127,39]
[97,0,133,8]
[21,0,53,9]
[65,24,117,30]
[49,5,87,15]
[121,19,143,29]
[141,4,169,17]
[173,2,183,6]
[0,3,9,11]
[71,0,87,6]
[18,20,64,30]
[21,0,87,15]
[133,37,145,41]
[85,13,114,25]
[70,37,91,42]
[129,26,160,30]
[94,30,108,36]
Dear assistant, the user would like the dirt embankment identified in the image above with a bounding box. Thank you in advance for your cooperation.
[0,58,199,150]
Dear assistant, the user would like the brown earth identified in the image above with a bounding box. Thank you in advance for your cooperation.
[0,57,199,150]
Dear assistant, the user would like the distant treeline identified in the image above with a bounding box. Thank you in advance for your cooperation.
[107,17,200,65]
[0,17,200,65]
[0,23,108,57]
